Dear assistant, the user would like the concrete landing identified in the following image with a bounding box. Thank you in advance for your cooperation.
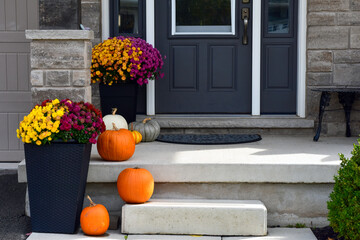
[26,228,317,240]
[18,135,357,184]
[122,199,267,236]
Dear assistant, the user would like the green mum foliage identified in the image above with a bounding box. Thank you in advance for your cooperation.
[327,139,360,240]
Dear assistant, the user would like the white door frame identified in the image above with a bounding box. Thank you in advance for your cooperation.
[101,0,307,117]
[297,0,307,118]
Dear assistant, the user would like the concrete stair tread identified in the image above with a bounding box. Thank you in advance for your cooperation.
[223,228,317,240]
[128,236,220,240]
[18,135,356,183]
[26,228,317,240]
[122,199,267,236]
[133,198,266,207]
[27,230,126,239]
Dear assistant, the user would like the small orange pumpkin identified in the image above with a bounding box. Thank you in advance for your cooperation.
[97,123,135,161]
[129,122,142,144]
[80,195,110,236]
[117,167,154,204]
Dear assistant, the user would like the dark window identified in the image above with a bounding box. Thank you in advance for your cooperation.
[110,0,146,38]
[173,0,234,34]
[176,0,231,26]
[264,0,295,38]
[267,0,290,34]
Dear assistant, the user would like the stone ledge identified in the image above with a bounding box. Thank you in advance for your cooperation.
[18,136,355,184]
[26,30,94,40]
[122,199,267,236]
[140,116,315,129]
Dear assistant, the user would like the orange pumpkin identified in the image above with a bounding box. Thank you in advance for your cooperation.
[129,122,142,144]
[97,123,135,161]
[117,167,154,204]
[80,196,110,236]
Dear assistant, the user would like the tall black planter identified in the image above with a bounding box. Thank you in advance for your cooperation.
[24,142,92,233]
[99,82,138,123]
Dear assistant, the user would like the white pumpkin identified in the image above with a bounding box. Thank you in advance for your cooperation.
[103,108,128,130]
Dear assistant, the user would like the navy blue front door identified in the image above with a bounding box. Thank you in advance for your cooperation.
[155,0,253,114]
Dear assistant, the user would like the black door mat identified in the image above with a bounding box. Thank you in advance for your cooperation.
[156,134,262,145]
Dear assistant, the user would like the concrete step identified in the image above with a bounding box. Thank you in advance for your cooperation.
[19,135,353,184]
[27,230,126,240]
[18,136,357,226]
[26,228,317,240]
[122,199,267,236]
[140,115,315,136]
[222,228,317,240]
[139,115,315,129]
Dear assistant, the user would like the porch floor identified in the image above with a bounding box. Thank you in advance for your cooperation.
[18,135,358,184]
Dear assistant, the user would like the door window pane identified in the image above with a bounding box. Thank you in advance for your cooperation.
[118,0,139,34]
[174,0,234,34]
[268,0,289,34]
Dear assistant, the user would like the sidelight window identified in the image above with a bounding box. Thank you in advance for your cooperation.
[267,0,290,34]
[110,0,145,38]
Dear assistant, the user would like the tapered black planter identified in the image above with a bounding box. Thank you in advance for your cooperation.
[99,82,138,123]
[24,142,92,233]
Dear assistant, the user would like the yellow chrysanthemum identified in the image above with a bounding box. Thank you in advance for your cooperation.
[16,99,69,145]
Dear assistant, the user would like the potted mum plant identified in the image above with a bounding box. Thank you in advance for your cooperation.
[17,99,104,234]
[91,36,164,122]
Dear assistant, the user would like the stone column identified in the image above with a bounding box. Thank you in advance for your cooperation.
[25,30,93,105]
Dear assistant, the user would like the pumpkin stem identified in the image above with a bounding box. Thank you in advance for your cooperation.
[142,118,152,124]
[130,122,134,131]
[134,167,139,169]
[87,195,96,207]
[112,108,118,115]
[112,122,119,131]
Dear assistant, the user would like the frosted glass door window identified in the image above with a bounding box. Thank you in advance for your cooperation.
[173,0,235,35]
[268,0,290,34]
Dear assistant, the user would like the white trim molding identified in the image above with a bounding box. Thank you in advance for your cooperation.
[171,0,236,36]
[252,1,261,116]
[101,0,110,41]
[146,0,156,115]
[297,0,307,118]
[101,0,306,117]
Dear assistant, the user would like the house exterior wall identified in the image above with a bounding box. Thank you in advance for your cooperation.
[81,0,102,45]
[307,0,360,136]
[80,0,102,108]
[79,0,360,136]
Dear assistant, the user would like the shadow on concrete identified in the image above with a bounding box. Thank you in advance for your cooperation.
[0,170,31,240]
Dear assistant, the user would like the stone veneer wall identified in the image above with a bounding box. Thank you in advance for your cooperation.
[26,30,94,105]
[81,0,102,108]
[307,0,360,136]
[81,0,102,45]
